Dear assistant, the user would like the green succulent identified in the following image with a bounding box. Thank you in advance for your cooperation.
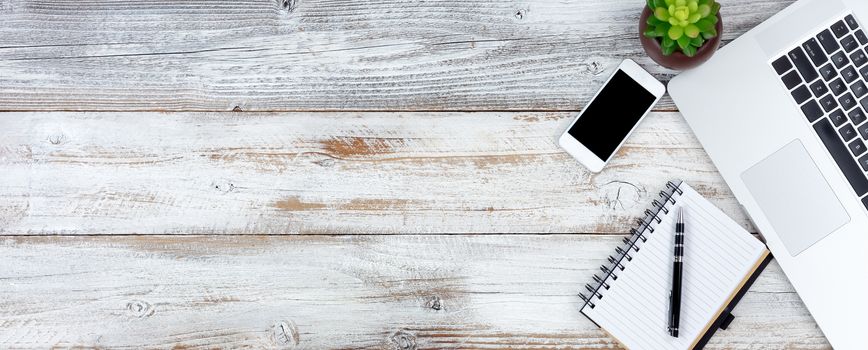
[644,0,721,57]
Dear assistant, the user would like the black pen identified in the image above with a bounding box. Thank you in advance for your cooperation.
[668,207,685,337]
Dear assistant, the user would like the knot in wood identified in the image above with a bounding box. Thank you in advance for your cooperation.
[281,0,297,13]
[270,320,299,347]
[389,330,416,350]
[212,180,236,193]
[425,295,442,311]
[125,299,154,318]
[313,158,334,168]
[587,60,606,76]
[514,8,527,19]
[232,105,243,112]
[47,134,65,145]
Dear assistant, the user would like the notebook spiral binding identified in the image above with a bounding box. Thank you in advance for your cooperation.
[579,180,684,310]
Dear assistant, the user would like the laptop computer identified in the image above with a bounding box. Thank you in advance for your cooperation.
[669,0,868,348]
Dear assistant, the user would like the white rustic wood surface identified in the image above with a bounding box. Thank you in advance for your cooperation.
[0,111,748,235]
[0,0,832,348]
[0,235,829,349]
[0,0,794,111]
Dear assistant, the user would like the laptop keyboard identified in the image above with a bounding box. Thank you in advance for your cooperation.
[773,14,868,210]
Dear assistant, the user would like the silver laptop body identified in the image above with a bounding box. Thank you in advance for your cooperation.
[669,0,868,348]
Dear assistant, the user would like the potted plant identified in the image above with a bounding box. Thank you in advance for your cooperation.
[640,0,723,70]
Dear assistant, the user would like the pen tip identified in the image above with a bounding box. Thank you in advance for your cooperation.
[678,207,683,222]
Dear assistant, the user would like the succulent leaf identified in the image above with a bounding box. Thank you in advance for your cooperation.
[695,18,714,32]
[662,37,676,55]
[684,24,700,38]
[698,4,711,17]
[662,36,675,47]
[704,25,717,37]
[668,25,684,40]
[683,45,697,57]
[655,7,670,21]
[663,45,676,56]
[677,35,690,50]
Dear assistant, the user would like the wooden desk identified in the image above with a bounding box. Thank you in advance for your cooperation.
[0,0,830,348]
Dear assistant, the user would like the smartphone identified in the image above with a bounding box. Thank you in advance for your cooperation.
[558,59,665,172]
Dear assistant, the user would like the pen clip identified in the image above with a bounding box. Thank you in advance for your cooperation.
[667,291,673,333]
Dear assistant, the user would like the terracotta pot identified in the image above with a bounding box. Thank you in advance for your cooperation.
[639,6,723,70]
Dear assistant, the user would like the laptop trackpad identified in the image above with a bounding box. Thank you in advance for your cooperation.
[741,140,849,256]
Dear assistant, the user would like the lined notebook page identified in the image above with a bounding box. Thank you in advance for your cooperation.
[582,183,767,350]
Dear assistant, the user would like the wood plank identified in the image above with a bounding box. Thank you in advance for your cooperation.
[0,235,829,349]
[0,111,748,235]
[0,0,794,111]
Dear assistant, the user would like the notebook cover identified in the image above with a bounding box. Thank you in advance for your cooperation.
[691,252,773,350]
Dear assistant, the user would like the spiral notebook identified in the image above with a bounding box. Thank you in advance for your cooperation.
[579,181,771,350]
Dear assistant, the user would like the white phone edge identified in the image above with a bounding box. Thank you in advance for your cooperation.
[558,59,666,173]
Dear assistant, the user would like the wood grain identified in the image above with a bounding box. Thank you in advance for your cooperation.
[0,0,794,112]
[0,235,829,349]
[0,111,748,235]
[0,1,829,348]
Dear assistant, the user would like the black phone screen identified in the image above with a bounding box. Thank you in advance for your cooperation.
[567,70,657,160]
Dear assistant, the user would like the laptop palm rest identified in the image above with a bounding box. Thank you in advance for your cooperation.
[741,140,849,256]
[754,0,845,57]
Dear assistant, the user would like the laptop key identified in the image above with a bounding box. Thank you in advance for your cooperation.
[852,49,868,67]
[859,120,868,139]
[849,106,867,125]
[792,85,811,104]
[819,63,836,81]
[789,47,819,82]
[843,65,858,83]
[814,118,868,196]
[859,153,868,171]
[859,154,868,174]
[846,14,859,30]
[857,30,868,45]
[832,20,849,38]
[821,94,839,112]
[801,100,824,122]
[841,123,858,141]
[831,109,848,126]
[772,56,793,75]
[803,38,828,66]
[850,138,867,157]
[853,80,868,98]
[862,196,868,211]
[830,78,847,95]
[781,70,802,89]
[862,65,868,81]
[842,35,859,52]
[817,29,841,54]
[862,96,868,112]
[840,92,857,110]
[831,51,850,68]
[810,80,829,97]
